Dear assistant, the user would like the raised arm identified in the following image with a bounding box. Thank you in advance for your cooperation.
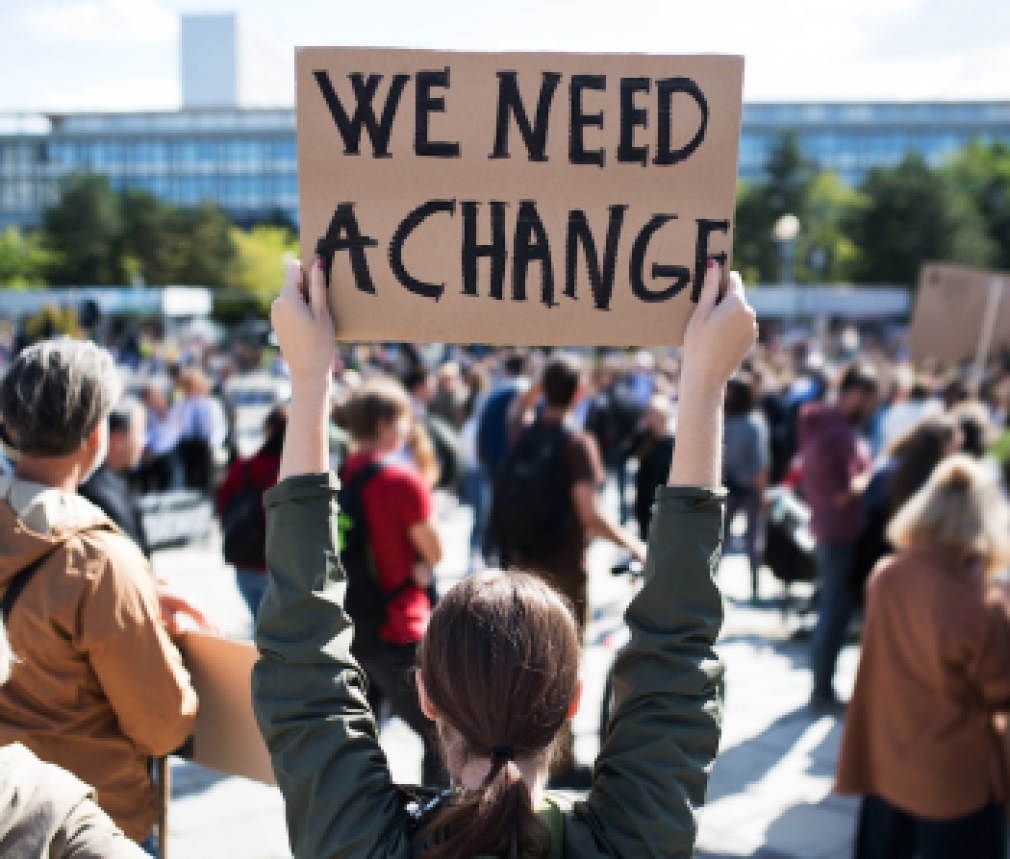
[669,263,756,489]
[573,262,756,857]
[273,259,334,481]
[252,261,414,858]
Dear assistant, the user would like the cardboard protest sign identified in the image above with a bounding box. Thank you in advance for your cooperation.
[296,48,744,346]
[908,263,1010,362]
[177,632,274,785]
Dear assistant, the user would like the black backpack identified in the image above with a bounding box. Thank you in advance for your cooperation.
[338,460,411,642]
[490,421,574,559]
[222,462,268,569]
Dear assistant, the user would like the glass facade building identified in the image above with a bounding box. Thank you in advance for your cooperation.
[739,101,1010,186]
[0,109,297,229]
[2,101,1009,229]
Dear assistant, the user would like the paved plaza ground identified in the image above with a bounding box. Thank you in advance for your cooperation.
[153,493,859,859]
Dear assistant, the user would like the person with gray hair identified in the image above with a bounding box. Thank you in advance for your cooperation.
[0,337,201,856]
[0,337,122,460]
[0,621,146,857]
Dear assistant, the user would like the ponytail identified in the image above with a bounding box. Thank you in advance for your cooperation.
[422,756,551,858]
[418,572,580,859]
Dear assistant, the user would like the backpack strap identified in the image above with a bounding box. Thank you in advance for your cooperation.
[340,459,387,500]
[1,544,62,627]
[338,459,412,603]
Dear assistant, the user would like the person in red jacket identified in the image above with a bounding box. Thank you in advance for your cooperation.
[217,404,287,618]
[340,376,445,785]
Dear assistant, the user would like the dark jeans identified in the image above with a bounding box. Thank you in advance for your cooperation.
[460,465,489,559]
[723,486,764,597]
[352,636,444,786]
[811,542,856,698]
[855,794,1006,859]
[235,568,268,620]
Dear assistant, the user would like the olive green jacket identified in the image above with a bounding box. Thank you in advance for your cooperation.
[252,473,725,858]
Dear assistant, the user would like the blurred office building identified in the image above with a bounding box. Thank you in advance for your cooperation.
[0,13,1009,230]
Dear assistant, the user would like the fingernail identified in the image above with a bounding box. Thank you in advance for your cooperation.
[315,257,324,269]
[707,257,719,270]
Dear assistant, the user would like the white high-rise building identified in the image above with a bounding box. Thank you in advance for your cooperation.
[180,14,238,109]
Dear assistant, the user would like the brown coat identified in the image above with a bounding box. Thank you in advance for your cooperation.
[836,545,1010,819]
[0,477,197,843]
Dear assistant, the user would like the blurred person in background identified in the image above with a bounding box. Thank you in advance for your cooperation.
[503,352,647,638]
[852,416,962,606]
[216,405,288,619]
[952,400,997,462]
[340,377,444,785]
[405,419,442,490]
[136,381,183,493]
[403,365,463,492]
[176,367,227,493]
[837,456,1010,859]
[458,362,492,572]
[79,396,151,558]
[583,353,643,527]
[722,372,771,602]
[476,350,529,481]
[799,363,879,712]
[0,337,201,854]
[877,369,942,453]
[631,393,676,541]
[429,360,470,430]
[476,350,530,563]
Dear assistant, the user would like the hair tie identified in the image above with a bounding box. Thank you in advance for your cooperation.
[490,744,515,763]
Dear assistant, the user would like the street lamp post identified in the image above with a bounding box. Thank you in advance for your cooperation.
[773,213,801,322]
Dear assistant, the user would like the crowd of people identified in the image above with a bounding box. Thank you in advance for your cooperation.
[0,266,1009,856]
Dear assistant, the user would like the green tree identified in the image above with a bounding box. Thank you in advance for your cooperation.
[0,226,52,287]
[167,202,237,285]
[796,172,865,284]
[733,133,816,283]
[117,188,176,285]
[848,153,995,286]
[229,225,299,307]
[43,174,125,285]
[944,140,1010,269]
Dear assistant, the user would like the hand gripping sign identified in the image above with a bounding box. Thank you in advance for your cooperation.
[297,48,744,346]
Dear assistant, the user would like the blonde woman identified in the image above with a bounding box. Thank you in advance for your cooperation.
[837,455,1010,859]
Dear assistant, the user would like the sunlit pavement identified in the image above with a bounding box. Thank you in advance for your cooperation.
[153,492,859,858]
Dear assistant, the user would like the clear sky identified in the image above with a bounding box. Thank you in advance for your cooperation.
[1,0,1008,112]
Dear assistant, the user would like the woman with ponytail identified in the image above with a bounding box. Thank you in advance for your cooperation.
[253,257,757,858]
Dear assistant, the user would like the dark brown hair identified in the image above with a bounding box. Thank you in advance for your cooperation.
[839,362,879,397]
[886,415,958,515]
[418,571,580,858]
[724,373,756,417]
[542,354,583,409]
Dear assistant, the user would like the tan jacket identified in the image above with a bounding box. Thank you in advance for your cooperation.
[0,476,198,843]
[0,742,145,858]
[836,546,1010,819]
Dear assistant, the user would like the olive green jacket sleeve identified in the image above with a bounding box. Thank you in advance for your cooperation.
[566,485,726,858]
[252,473,415,859]
[252,474,725,859]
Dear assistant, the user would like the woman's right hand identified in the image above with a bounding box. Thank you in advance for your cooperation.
[681,262,757,392]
